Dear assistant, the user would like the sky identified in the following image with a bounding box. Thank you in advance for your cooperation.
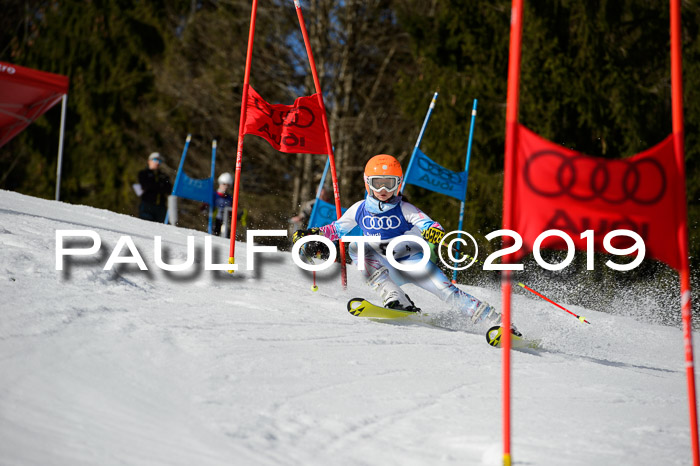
[0,188,698,465]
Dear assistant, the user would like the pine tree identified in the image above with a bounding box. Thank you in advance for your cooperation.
[1,1,169,214]
[394,0,700,273]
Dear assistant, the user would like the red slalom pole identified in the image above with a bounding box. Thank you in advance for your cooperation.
[516,282,590,324]
[670,0,699,463]
[228,0,259,269]
[501,0,524,464]
[294,0,347,288]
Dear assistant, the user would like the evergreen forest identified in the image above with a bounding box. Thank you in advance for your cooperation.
[2,0,700,316]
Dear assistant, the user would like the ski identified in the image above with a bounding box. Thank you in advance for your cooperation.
[347,297,434,323]
[486,325,541,350]
[347,298,541,349]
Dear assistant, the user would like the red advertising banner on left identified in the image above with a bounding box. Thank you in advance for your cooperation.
[0,61,69,148]
[243,85,327,154]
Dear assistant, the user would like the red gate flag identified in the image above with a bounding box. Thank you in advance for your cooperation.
[243,85,327,154]
[512,123,683,270]
[228,1,348,288]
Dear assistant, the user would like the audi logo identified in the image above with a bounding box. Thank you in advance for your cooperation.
[523,150,667,205]
[253,98,316,128]
[417,156,464,184]
[361,215,402,230]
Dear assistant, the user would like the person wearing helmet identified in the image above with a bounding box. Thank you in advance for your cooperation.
[292,154,513,330]
[138,152,172,223]
[212,172,234,236]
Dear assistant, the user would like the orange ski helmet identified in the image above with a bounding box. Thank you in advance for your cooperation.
[364,154,403,198]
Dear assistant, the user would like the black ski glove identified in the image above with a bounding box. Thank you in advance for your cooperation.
[292,227,320,245]
[292,227,332,262]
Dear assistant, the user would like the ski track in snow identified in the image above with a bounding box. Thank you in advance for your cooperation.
[0,189,697,465]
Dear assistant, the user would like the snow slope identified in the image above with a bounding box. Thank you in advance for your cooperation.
[0,189,697,465]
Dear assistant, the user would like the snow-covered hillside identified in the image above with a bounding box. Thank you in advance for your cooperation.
[0,189,697,465]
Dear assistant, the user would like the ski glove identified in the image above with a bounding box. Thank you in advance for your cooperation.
[292,227,320,245]
[421,226,445,245]
[421,226,445,264]
[292,227,332,262]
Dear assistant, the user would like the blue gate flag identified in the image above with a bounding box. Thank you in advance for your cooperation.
[173,172,214,204]
[308,198,346,228]
[403,148,469,201]
[307,157,331,230]
[307,198,361,236]
[165,134,217,233]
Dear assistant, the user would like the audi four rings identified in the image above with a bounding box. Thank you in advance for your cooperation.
[362,215,402,230]
[416,156,465,184]
[252,98,316,128]
[523,150,667,205]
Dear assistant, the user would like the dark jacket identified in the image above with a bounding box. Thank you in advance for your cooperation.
[213,191,233,220]
[138,168,171,207]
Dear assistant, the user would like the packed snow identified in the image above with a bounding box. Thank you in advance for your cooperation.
[0,189,697,465]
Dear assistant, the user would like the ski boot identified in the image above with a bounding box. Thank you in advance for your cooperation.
[470,301,499,324]
[368,267,421,313]
[472,301,521,337]
[384,293,421,313]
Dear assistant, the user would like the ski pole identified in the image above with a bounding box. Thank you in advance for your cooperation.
[312,271,318,292]
[515,282,589,324]
[443,245,590,324]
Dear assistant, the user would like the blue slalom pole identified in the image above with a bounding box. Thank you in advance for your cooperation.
[401,91,438,194]
[307,157,330,228]
[208,139,217,234]
[164,134,192,225]
[452,99,478,283]
[307,156,331,291]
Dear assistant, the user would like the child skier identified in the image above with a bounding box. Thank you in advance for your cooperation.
[293,154,515,330]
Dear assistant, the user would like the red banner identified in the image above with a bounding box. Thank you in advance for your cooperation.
[243,85,327,154]
[512,123,683,270]
[0,62,69,148]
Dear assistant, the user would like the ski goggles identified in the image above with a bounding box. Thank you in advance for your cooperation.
[366,175,401,193]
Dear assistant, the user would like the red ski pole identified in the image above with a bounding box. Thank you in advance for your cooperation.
[515,282,590,324]
[443,246,590,324]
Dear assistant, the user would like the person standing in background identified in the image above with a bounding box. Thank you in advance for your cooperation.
[212,172,234,236]
[137,152,171,222]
